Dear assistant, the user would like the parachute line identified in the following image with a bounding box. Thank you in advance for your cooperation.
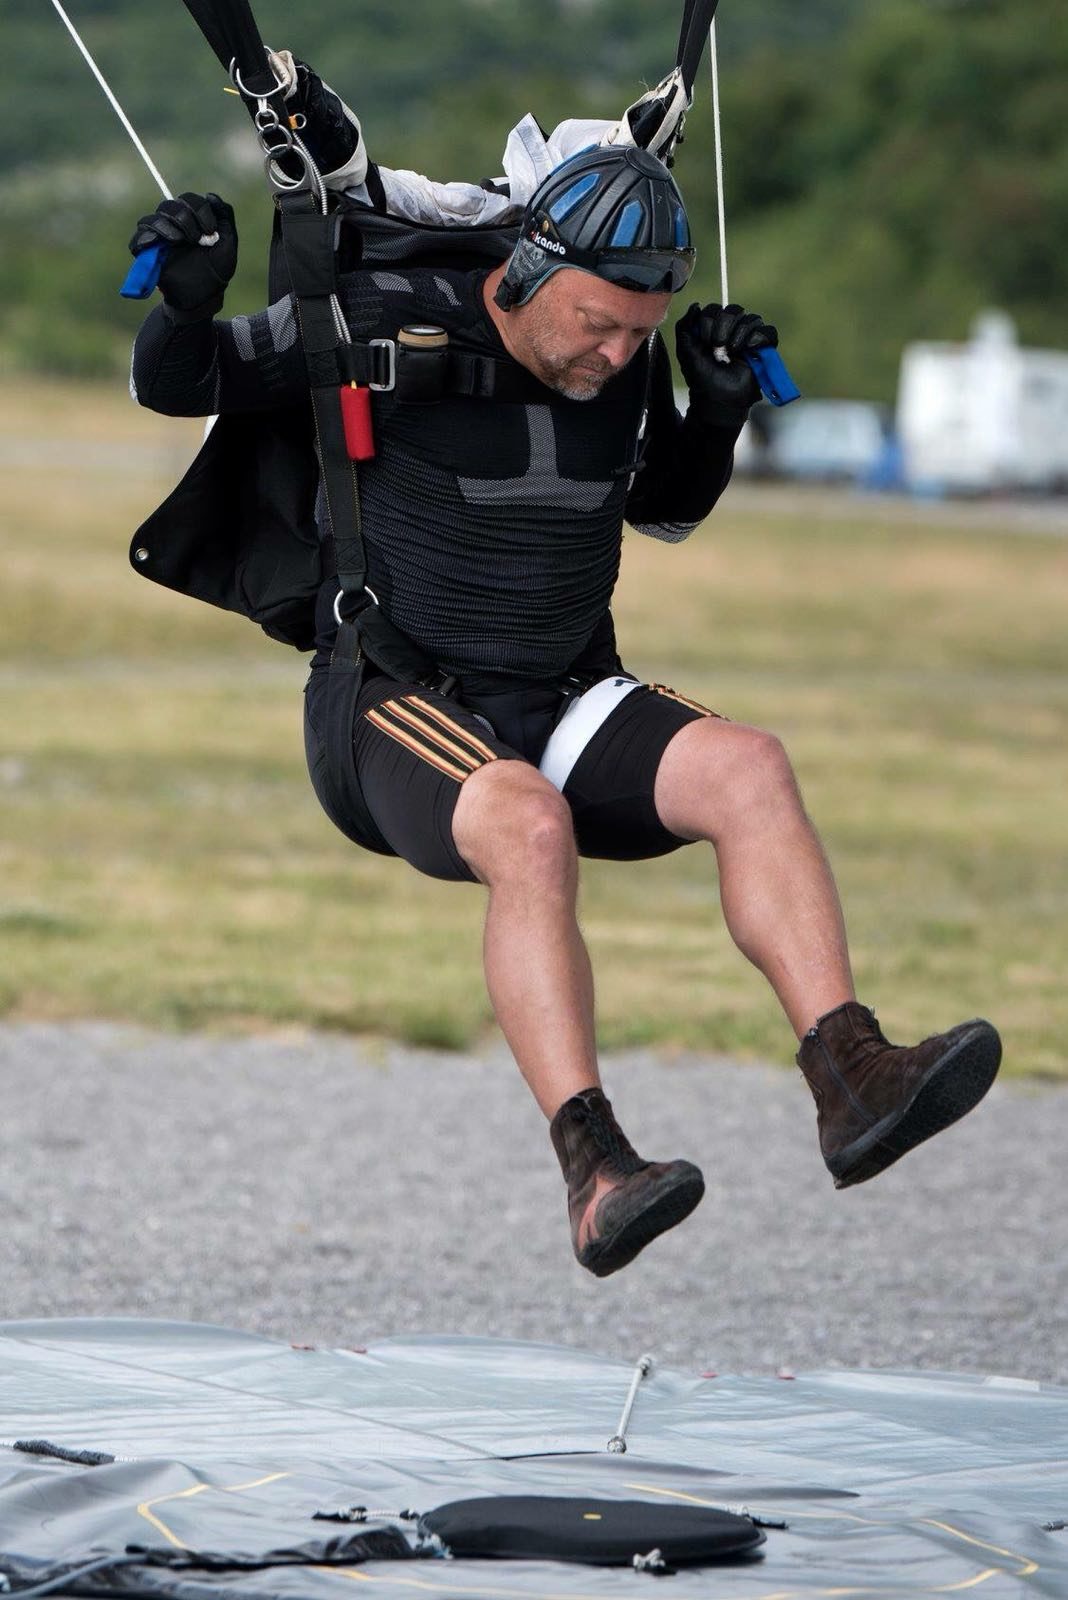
[47,0,171,198]
[709,16,728,304]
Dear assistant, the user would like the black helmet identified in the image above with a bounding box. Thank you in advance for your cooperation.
[495,146,696,310]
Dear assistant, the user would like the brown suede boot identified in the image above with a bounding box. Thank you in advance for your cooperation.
[797,1001,1002,1189]
[549,1088,704,1278]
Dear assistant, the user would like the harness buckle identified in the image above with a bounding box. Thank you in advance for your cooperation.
[368,340,396,392]
[421,670,457,697]
[333,585,379,628]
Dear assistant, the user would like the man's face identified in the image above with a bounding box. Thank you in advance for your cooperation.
[511,270,673,401]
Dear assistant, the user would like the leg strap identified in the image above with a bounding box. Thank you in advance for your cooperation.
[323,618,369,823]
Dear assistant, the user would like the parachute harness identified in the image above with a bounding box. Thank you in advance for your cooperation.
[208,16,462,690]
[51,0,797,395]
[228,54,350,357]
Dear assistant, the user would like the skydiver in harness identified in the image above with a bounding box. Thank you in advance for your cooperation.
[128,60,1002,1278]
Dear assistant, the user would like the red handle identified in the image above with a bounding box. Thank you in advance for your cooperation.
[340,384,375,461]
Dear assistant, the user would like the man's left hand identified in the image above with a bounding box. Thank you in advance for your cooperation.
[676,303,778,426]
[268,50,367,187]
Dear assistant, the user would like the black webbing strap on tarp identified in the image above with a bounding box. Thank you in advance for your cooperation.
[13,1439,115,1467]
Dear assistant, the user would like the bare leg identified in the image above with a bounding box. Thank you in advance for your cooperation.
[654,717,855,1039]
[453,761,703,1275]
[452,760,599,1118]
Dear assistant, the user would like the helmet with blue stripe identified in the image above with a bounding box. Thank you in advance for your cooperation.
[494,146,695,310]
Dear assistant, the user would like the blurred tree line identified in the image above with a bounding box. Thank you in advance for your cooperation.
[4,0,1065,398]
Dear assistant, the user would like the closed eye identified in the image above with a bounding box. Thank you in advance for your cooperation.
[583,313,660,339]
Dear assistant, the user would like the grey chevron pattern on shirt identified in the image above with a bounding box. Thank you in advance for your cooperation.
[458,406,614,512]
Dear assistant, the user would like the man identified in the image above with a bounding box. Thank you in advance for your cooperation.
[129,143,1001,1280]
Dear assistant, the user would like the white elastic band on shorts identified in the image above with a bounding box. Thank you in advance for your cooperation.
[539,676,640,793]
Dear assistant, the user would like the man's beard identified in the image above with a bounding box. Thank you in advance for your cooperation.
[533,349,613,401]
[519,300,615,400]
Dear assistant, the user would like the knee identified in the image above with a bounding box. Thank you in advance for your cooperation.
[725,726,797,802]
[454,763,576,885]
[657,719,801,841]
[508,781,575,868]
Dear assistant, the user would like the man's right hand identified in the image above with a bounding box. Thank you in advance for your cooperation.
[128,193,237,323]
[675,302,777,426]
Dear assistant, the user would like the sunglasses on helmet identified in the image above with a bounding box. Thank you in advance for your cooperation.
[593,248,696,293]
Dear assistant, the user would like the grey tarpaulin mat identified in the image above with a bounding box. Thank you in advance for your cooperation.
[1,1319,1066,1595]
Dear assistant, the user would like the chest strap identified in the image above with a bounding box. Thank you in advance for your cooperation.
[341,338,552,404]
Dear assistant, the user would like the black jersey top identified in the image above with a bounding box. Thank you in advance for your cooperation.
[131,264,739,682]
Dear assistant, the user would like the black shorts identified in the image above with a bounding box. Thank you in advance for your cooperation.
[303,662,720,883]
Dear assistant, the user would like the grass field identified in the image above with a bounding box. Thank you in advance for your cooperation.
[2,377,1066,1076]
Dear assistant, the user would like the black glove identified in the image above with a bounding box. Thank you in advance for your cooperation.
[675,302,778,426]
[128,193,237,323]
[288,58,363,180]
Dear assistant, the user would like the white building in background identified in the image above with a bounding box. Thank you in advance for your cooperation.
[897,311,1068,494]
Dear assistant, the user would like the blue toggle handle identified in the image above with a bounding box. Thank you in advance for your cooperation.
[745,345,801,407]
[120,242,168,300]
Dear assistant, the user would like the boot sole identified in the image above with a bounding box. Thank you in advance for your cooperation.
[580,1163,705,1278]
[828,1020,1002,1189]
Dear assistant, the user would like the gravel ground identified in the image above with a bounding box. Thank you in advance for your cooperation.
[1,1022,1064,1383]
